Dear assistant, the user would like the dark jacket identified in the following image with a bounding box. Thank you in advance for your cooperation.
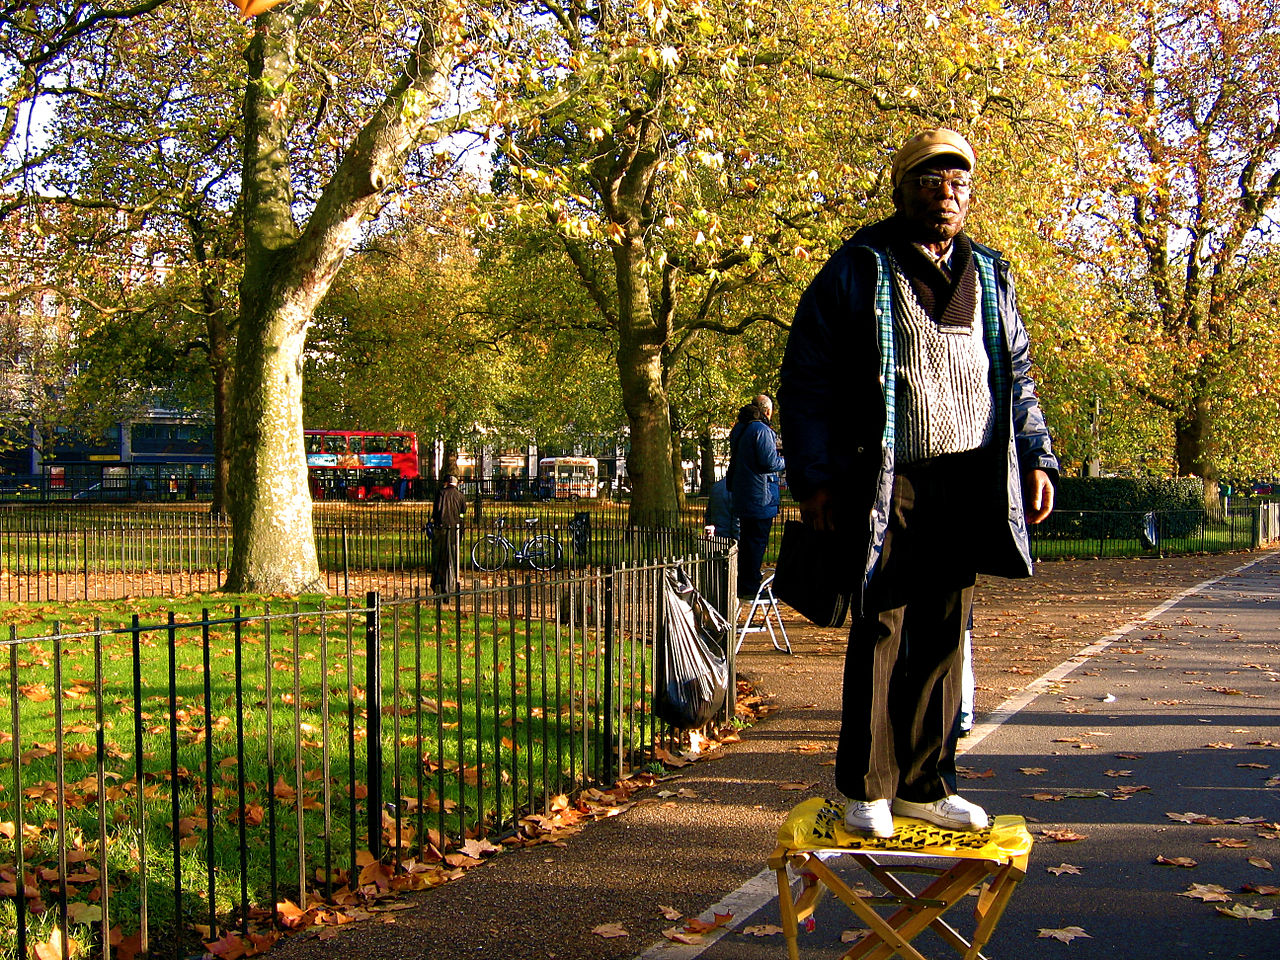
[779,218,1058,603]
[432,484,467,528]
[704,478,740,539]
[726,416,785,520]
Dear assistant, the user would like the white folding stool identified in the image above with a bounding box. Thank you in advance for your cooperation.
[735,571,791,654]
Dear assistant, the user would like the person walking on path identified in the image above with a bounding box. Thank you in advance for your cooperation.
[726,394,785,600]
[431,475,467,595]
[779,128,1058,838]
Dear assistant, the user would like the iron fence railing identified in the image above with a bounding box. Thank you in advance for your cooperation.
[1,500,1274,604]
[0,549,734,958]
[1026,506,1268,559]
[0,504,718,603]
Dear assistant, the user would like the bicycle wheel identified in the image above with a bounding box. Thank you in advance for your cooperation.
[522,535,561,571]
[471,535,510,571]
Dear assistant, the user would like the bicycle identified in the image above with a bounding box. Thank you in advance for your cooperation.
[471,516,562,571]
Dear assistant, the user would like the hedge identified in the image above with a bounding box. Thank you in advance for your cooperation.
[1045,477,1207,540]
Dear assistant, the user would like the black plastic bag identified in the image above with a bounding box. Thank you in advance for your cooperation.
[653,566,730,729]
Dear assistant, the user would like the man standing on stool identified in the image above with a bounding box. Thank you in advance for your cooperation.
[726,394,784,600]
[779,129,1057,836]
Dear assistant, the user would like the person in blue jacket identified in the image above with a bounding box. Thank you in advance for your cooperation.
[726,394,785,600]
[779,129,1057,838]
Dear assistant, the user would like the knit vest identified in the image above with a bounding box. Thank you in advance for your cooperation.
[889,255,994,464]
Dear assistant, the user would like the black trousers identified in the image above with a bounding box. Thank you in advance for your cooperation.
[736,516,773,599]
[432,527,460,594]
[835,449,987,803]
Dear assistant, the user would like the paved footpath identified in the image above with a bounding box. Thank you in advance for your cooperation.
[273,552,1277,960]
[637,552,1280,960]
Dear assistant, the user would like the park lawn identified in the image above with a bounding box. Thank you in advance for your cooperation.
[0,589,645,957]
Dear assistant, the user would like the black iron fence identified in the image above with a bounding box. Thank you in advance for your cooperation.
[0,503,713,603]
[0,547,735,958]
[1026,505,1278,559]
[1,500,1276,605]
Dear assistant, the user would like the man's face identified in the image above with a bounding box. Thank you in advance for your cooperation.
[895,157,972,244]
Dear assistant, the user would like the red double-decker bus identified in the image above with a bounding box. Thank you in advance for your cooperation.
[304,429,419,501]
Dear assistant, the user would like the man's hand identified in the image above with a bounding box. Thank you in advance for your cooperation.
[1025,469,1054,525]
[800,487,836,531]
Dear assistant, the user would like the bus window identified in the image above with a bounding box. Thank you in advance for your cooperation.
[305,434,324,454]
[323,435,347,454]
[389,436,408,454]
[349,436,364,454]
[366,435,388,453]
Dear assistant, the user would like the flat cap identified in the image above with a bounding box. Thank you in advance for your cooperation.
[891,129,976,187]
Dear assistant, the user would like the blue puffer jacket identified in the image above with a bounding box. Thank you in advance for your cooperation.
[726,419,785,520]
[779,219,1058,607]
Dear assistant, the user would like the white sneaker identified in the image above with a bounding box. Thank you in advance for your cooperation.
[892,794,989,831]
[844,799,895,838]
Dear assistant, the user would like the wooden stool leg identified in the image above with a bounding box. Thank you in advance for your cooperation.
[774,858,803,960]
[967,862,1025,959]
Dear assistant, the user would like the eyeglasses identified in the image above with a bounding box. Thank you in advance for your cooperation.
[911,173,972,194]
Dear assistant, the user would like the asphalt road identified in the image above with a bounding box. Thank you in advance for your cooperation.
[646,552,1280,960]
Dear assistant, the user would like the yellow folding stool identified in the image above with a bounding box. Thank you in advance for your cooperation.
[769,798,1033,960]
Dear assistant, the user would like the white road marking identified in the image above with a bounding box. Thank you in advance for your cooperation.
[631,551,1275,960]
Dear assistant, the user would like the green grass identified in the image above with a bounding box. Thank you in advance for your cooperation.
[0,586,654,956]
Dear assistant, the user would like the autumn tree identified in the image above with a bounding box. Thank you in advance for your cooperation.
[1056,0,1280,498]
[7,0,569,591]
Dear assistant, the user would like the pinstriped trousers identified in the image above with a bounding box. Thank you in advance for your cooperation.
[834,449,985,803]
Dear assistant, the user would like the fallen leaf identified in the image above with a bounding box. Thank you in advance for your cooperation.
[841,929,871,943]
[1242,883,1280,895]
[683,912,732,934]
[1155,855,1198,868]
[1249,858,1273,871]
[67,901,103,924]
[1179,883,1232,902]
[1167,812,1220,824]
[662,926,703,945]
[1041,829,1088,842]
[1215,903,1273,921]
[1103,770,1132,778]
[1209,837,1250,849]
[1047,863,1081,876]
[1019,767,1047,776]
[659,905,682,921]
[592,923,628,939]
[34,930,80,960]
[1025,793,1065,802]
[1037,926,1091,943]
[778,782,814,791]
[742,924,782,936]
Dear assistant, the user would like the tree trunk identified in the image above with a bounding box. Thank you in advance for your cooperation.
[698,430,715,495]
[210,343,230,517]
[221,9,456,591]
[619,347,678,525]
[615,235,678,526]
[224,311,324,593]
[670,429,687,511]
[669,402,687,511]
[1174,394,1221,518]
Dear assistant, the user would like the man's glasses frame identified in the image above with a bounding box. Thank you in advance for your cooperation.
[911,173,973,194]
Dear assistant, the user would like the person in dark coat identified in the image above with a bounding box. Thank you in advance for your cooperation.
[704,477,739,540]
[725,395,784,599]
[780,129,1057,838]
[431,475,467,595]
